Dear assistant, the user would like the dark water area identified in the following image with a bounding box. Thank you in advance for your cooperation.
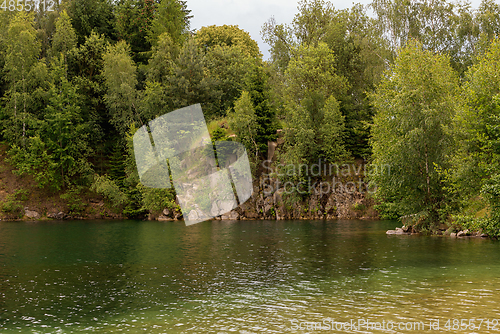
[1,219,500,333]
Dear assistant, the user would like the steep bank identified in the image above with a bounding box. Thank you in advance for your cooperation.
[0,143,378,222]
[153,160,379,221]
[0,143,124,221]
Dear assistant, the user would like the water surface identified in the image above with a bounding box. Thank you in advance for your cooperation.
[1,219,499,333]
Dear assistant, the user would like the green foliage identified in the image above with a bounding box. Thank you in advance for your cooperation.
[42,68,92,188]
[1,189,28,216]
[204,44,254,117]
[4,0,500,223]
[282,43,349,166]
[147,0,192,48]
[60,186,87,214]
[7,59,91,191]
[115,0,155,64]
[139,185,177,215]
[8,137,57,188]
[146,33,177,84]
[211,127,226,142]
[91,174,128,209]
[373,201,401,220]
[66,0,116,45]
[2,11,41,145]
[66,32,109,151]
[228,91,258,154]
[262,1,387,157]
[102,40,139,134]
[247,65,278,156]
[446,38,500,229]
[195,25,261,59]
[50,10,77,58]
[454,215,499,238]
[352,203,365,211]
[369,41,459,222]
[164,38,215,110]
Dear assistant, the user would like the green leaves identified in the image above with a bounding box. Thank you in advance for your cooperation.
[103,41,139,134]
[282,42,348,166]
[50,10,77,58]
[147,0,192,48]
[228,91,258,155]
[196,25,261,60]
[370,41,459,219]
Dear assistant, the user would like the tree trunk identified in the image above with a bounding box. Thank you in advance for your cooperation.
[425,145,430,196]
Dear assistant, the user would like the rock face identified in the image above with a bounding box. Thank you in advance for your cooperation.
[155,162,379,221]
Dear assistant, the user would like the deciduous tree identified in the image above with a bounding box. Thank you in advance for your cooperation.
[369,41,459,224]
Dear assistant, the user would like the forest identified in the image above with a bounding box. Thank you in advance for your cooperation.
[1,0,500,235]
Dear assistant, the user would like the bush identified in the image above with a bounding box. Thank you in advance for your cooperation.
[1,189,28,217]
[90,174,128,209]
[60,187,87,214]
[139,185,178,215]
[352,203,365,211]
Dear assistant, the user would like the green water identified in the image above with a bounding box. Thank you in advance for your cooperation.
[1,220,500,333]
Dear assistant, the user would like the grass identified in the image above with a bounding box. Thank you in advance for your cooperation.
[207,117,235,138]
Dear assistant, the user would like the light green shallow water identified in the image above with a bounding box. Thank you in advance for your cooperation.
[1,219,500,333]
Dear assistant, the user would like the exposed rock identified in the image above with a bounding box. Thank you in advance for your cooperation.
[218,200,235,214]
[210,201,220,217]
[245,211,260,219]
[386,227,408,235]
[48,212,67,220]
[450,232,457,237]
[221,210,239,220]
[24,209,40,219]
[188,210,199,221]
[267,142,278,162]
[457,229,470,237]
[263,196,273,216]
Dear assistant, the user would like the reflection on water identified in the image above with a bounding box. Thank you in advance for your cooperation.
[1,220,500,333]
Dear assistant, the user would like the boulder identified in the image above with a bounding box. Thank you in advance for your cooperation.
[25,209,40,219]
[386,227,408,235]
[221,210,239,220]
[188,210,199,221]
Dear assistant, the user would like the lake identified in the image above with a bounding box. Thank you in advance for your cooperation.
[1,219,500,333]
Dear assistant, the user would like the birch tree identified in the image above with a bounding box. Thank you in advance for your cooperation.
[369,41,458,224]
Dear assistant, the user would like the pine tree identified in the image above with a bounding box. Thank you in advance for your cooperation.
[247,65,278,157]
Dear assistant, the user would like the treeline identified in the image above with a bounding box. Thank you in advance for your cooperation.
[1,0,500,230]
[264,0,500,235]
[0,0,277,217]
